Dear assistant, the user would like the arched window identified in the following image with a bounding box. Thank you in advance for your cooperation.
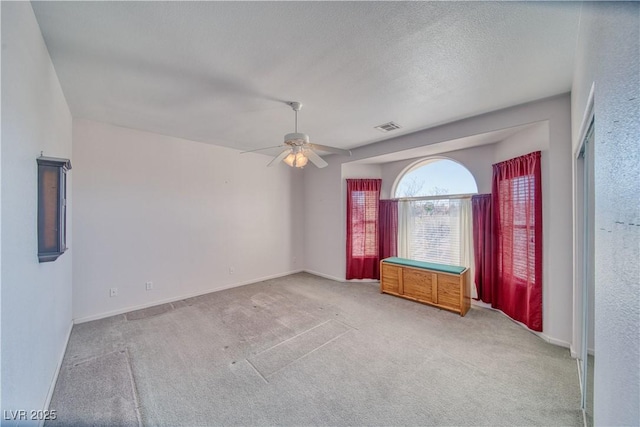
[394,158,478,198]
[393,158,477,270]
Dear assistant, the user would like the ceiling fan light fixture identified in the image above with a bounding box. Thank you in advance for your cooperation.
[282,146,309,168]
[283,152,296,167]
[283,150,308,168]
[295,152,308,168]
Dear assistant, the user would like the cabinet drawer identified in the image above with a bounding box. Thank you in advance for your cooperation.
[437,275,461,310]
[381,264,401,294]
[403,268,433,302]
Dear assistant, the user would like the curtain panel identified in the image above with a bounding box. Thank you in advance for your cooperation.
[459,198,475,298]
[379,199,398,260]
[492,151,543,331]
[397,200,413,259]
[471,194,493,302]
[346,179,382,280]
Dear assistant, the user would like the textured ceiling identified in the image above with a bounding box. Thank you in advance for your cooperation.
[31,1,581,153]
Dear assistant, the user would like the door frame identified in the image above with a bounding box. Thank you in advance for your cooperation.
[573,83,595,414]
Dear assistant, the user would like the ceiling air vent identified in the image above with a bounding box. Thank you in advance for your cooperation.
[374,121,401,133]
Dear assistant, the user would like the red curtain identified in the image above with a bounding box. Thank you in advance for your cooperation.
[471,194,493,303]
[492,151,543,331]
[379,200,398,260]
[346,179,382,280]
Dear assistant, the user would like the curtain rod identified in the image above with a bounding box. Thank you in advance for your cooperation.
[391,193,477,202]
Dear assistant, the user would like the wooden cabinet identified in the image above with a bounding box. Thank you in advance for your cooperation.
[380,258,470,316]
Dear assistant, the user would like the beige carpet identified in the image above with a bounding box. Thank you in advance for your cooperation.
[47,272,582,426]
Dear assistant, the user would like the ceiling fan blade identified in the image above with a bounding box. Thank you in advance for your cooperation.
[305,149,329,168]
[241,145,285,154]
[308,143,352,156]
[267,149,291,167]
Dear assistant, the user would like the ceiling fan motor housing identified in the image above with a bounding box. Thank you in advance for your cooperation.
[288,102,303,111]
[284,132,310,145]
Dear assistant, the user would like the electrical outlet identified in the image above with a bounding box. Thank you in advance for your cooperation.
[228,267,235,275]
[110,287,118,297]
[145,281,153,291]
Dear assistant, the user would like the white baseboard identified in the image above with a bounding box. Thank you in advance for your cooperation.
[471,300,492,309]
[537,332,571,349]
[347,278,380,283]
[73,269,304,324]
[303,269,379,284]
[472,303,572,349]
[42,321,73,426]
[571,345,595,359]
[303,269,346,282]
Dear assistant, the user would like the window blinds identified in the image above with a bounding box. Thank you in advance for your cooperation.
[402,198,463,266]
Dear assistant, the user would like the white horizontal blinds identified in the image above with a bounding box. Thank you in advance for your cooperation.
[503,175,536,282]
[351,190,379,257]
[406,198,462,265]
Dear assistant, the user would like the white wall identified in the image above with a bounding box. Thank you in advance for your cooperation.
[493,121,550,163]
[495,120,576,345]
[572,3,639,425]
[304,95,574,346]
[72,119,304,321]
[342,163,382,181]
[1,2,73,423]
[303,162,342,281]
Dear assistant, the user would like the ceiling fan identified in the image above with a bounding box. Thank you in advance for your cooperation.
[242,102,351,168]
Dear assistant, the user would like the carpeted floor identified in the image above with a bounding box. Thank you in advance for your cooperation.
[47,272,582,426]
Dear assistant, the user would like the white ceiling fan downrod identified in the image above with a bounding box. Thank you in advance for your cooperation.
[284,102,310,145]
